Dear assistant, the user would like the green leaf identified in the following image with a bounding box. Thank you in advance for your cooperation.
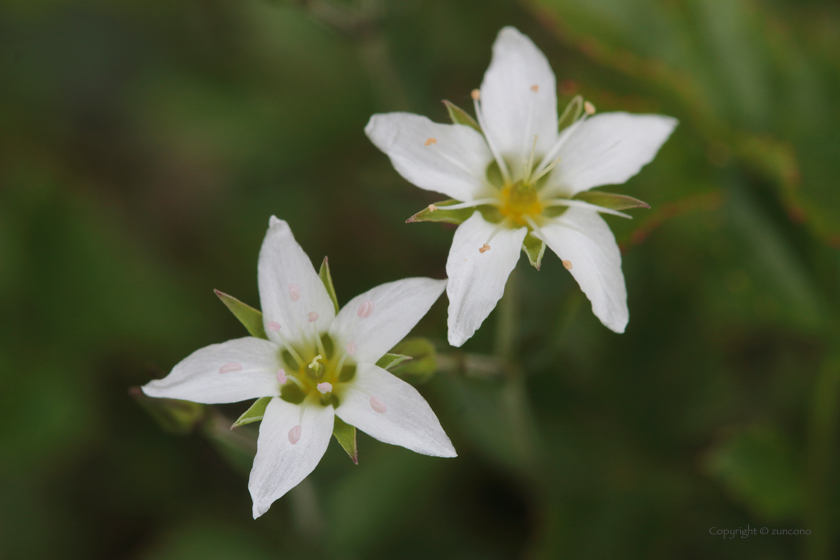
[557,95,583,132]
[522,232,546,270]
[214,290,267,340]
[318,256,339,314]
[407,200,475,225]
[376,353,412,371]
[386,337,437,384]
[131,387,205,435]
[443,100,481,132]
[333,416,358,464]
[573,191,651,211]
[231,396,272,429]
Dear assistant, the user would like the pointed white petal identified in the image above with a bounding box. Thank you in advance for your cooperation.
[249,398,334,518]
[365,112,494,202]
[539,207,628,333]
[329,277,446,364]
[445,213,527,347]
[547,112,678,196]
[336,364,456,458]
[480,27,558,171]
[258,217,336,348]
[142,337,280,404]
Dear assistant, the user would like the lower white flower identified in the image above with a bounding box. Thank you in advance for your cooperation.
[142,217,455,518]
[365,27,678,346]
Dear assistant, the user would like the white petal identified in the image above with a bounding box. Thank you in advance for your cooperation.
[336,364,456,458]
[547,112,678,196]
[539,207,628,333]
[365,112,493,202]
[258,217,336,348]
[249,398,334,518]
[142,337,280,404]
[445,213,527,347]
[329,277,447,364]
[480,27,558,172]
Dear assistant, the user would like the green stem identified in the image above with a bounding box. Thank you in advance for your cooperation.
[806,353,840,560]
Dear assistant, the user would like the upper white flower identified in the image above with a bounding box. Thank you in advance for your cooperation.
[365,26,677,346]
[142,217,455,518]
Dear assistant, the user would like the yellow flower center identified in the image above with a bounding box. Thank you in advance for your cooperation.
[279,334,356,407]
[499,181,544,226]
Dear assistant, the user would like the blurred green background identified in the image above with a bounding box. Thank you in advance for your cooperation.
[3,0,840,558]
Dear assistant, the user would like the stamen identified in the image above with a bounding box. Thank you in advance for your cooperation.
[482,219,508,250]
[370,396,387,413]
[308,355,323,370]
[479,244,491,254]
[427,198,497,211]
[266,321,281,332]
[219,362,242,374]
[543,198,632,219]
[288,425,302,445]
[308,312,319,323]
[522,135,539,184]
[472,92,511,183]
[563,260,573,270]
[276,368,288,384]
[317,382,333,394]
[289,284,301,302]
[523,215,549,245]
[357,300,375,319]
[424,137,437,146]
[584,101,596,115]
[428,204,437,212]
[530,157,561,183]
[345,342,356,356]
[530,84,539,92]
[273,328,304,367]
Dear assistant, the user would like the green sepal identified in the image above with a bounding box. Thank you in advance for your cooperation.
[573,191,651,211]
[231,396,272,429]
[131,387,205,435]
[443,100,481,132]
[333,416,358,464]
[376,353,413,371]
[558,95,583,132]
[318,257,339,314]
[386,337,437,384]
[407,200,475,225]
[214,290,267,340]
[522,233,546,271]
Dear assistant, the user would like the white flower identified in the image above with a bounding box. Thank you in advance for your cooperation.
[142,217,455,518]
[365,26,677,346]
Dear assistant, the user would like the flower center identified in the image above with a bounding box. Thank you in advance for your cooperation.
[278,333,356,407]
[499,181,543,226]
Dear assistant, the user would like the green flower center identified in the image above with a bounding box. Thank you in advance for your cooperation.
[278,333,356,407]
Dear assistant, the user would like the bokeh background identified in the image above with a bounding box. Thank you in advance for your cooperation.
[3,0,840,558]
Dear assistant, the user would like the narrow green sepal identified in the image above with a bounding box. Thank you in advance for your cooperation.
[231,396,272,429]
[407,200,475,225]
[443,100,481,132]
[333,416,358,464]
[318,257,339,314]
[573,191,651,211]
[130,387,205,435]
[558,95,583,132]
[522,233,546,271]
[376,353,413,371]
[386,337,437,384]
[214,289,267,340]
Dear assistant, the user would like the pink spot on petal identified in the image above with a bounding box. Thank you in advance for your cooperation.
[289,284,300,302]
[276,369,287,384]
[345,342,356,356]
[317,382,333,394]
[357,300,374,319]
[288,425,302,445]
[219,362,242,374]
[370,396,387,414]
[308,312,319,323]
[266,321,281,332]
